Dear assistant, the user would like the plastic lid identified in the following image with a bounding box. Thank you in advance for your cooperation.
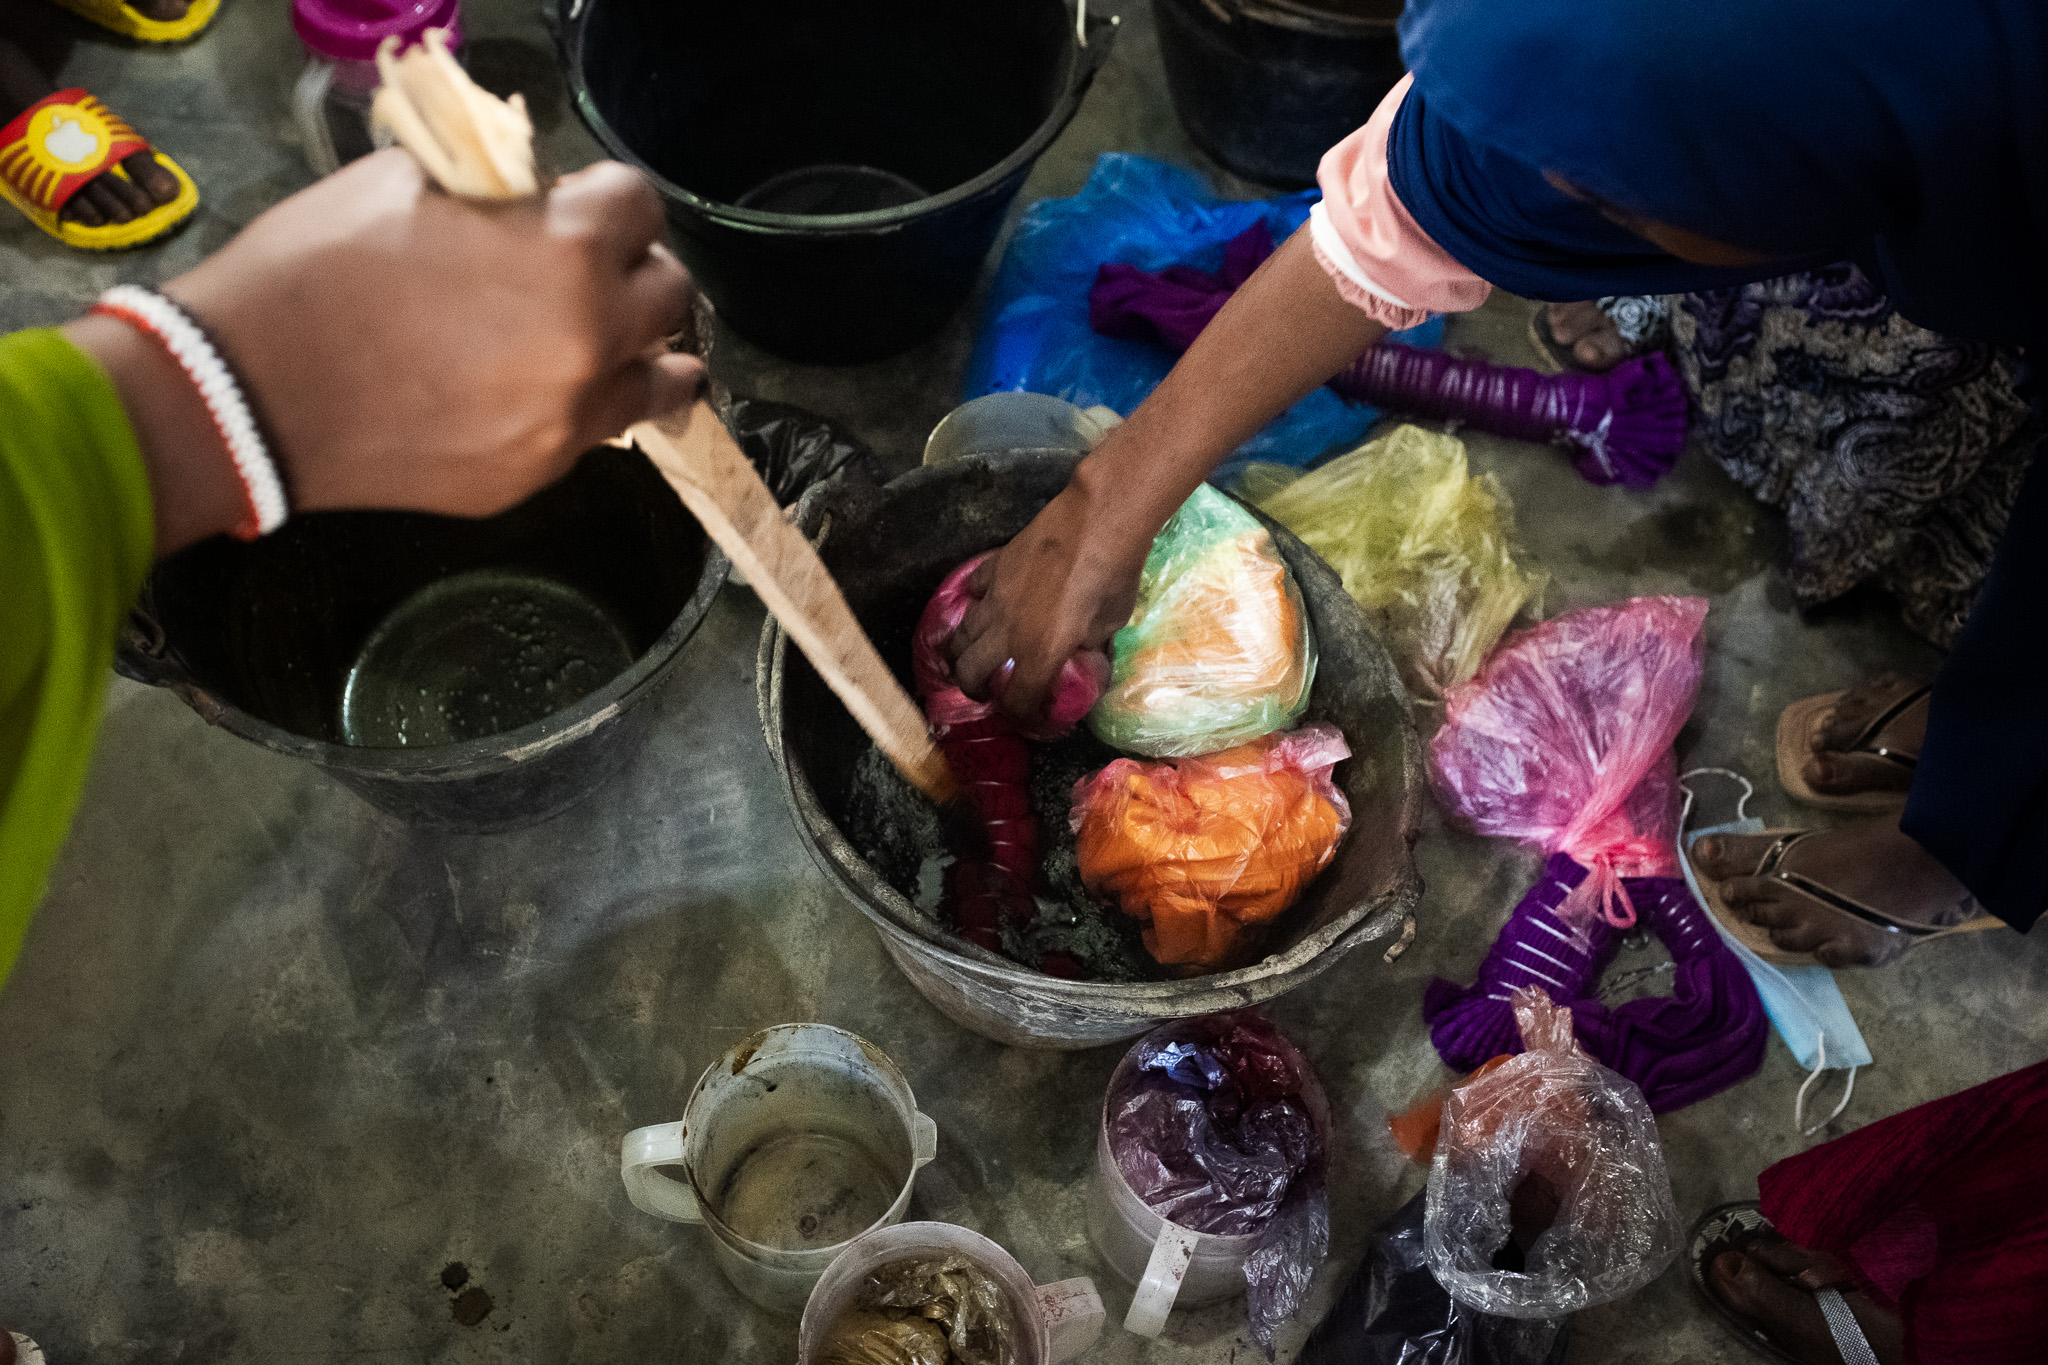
[293,0,461,62]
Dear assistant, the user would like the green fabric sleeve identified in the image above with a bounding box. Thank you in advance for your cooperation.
[0,328,154,992]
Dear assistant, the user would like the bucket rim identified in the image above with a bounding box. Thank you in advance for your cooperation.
[754,455,1425,1009]
[556,0,1116,234]
[128,541,730,781]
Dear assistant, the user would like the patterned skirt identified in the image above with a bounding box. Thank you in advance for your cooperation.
[1669,264,2036,647]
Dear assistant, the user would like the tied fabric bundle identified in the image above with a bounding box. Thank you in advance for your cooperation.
[1425,989,1683,1319]
[1241,425,1547,698]
[1088,221,1688,488]
[1422,853,1766,1111]
[1090,484,1315,758]
[1429,596,1709,932]
[1073,726,1351,972]
[1110,1013,1330,1355]
[911,554,1108,967]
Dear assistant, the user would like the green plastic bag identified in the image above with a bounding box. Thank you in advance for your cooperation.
[1089,484,1316,757]
[1242,425,1545,699]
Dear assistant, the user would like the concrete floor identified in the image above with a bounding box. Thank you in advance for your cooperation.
[4,2,2046,1362]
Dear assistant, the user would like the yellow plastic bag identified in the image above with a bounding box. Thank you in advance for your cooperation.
[1241,425,1545,698]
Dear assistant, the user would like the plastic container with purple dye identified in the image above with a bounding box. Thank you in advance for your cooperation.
[291,0,462,176]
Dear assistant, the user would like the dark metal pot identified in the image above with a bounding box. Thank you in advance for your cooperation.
[117,447,728,832]
[554,0,1117,364]
[757,455,1424,1049]
[1155,0,1404,189]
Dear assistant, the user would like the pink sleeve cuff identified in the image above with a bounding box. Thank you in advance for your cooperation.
[1314,72,1492,321]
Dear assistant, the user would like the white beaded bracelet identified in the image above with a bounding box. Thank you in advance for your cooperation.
[90,284,287,540]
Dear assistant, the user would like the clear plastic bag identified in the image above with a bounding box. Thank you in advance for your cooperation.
[1072,726,1351,972]
[1300,1192,1568,1365]
[1089,484,1315,757]
[1241,426,1547,699]
[1427,597,1708,930]
[1423,988,1682,1319]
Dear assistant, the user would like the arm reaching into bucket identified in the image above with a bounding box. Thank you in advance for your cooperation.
[951,223,1387,722]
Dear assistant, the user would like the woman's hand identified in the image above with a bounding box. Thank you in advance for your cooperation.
[71,150,704,552]
[947,223,1391,725]
[950,463,1154,722]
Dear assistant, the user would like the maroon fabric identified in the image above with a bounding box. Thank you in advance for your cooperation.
[1758,1058,2048,1365]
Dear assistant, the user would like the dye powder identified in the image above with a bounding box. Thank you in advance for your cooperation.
[843,741,1159,982]
[817,1255,1019,1365]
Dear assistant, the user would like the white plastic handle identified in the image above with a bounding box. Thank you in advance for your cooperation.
[1037,1276,1105,1362]
[1122,1222,1200,1337]
[913,1112,938,1167]
[619,1121,702,1224]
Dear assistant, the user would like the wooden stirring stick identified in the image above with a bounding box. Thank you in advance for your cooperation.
[372,34,958,805]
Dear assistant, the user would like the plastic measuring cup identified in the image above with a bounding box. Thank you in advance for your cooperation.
[1084,1019,1330,1337]
[797,1222,1104,1365]
[291,0,461,175]
[620,1023,939,1314]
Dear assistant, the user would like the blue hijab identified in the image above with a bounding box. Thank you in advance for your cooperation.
[1387,0,2048,346]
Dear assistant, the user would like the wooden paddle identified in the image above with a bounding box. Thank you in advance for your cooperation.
[372,34,957,805]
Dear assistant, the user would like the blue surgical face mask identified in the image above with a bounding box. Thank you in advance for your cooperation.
[1679,769,1871,1134]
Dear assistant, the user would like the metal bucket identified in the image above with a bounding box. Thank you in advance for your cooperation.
[118,447,728,832]
[755,455,1424,1049]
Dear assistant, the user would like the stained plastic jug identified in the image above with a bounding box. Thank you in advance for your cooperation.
[291,0,461,175]
[797,1222,1105,1365]
[620,1024,939,1314]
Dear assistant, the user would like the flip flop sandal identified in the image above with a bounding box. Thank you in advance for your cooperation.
[1777,685,1927,812]
[1526,296,1671,373]
[46,0,219,43]
[0,90,198,251]
[1685,828,2005,967]
[1688,1202,1885,1365]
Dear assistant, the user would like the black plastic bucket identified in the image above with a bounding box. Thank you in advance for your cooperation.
[116,448,727,832]
[554,0,1116,364]
[1155,0,1403,189]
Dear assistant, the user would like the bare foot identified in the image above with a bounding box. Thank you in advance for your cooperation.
[1708,1226,1904,1365]
[1803,672,1926,798]
[1543,300,1627,371]
[0,35,183,228]
[1694,819,1978,966]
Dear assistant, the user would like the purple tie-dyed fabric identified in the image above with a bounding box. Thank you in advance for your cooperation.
[1422,852,1766,1112]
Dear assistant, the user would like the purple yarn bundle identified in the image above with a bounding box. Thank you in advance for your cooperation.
[1423,852,1767,1113]
[1085,222,1690,488]
[1328,346,1688,488]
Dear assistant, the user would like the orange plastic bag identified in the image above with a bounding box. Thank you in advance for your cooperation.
[1071,725,1351,972]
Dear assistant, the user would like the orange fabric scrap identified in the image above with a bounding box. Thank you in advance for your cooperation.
[1072,725,1351,972]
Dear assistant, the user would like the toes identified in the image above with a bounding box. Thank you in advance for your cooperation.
[1694,833,1773,877]
[1545,300,1603,344]
[64,187,108,228]
[1573,327,1625,371]
[1711,1250,1840,1360]
[1814,673,1919,751]
[121,151,180,206]
[1803,752,1912,795]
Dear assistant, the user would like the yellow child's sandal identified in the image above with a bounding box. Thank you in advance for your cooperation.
[0,90,199,251]
[46,0,219,44]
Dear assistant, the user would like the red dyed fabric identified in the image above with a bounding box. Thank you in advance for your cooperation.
[1757,1058,2048,1365]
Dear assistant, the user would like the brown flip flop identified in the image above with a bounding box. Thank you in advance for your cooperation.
[1775,685,1927,813]
[1686,827,2004,967]
[1688,1202,1882,1365]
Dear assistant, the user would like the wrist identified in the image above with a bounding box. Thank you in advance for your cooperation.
[63,313,245,556]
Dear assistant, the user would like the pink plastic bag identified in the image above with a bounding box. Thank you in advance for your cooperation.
[911,553,1109,741]
[1428,597,1708,931]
